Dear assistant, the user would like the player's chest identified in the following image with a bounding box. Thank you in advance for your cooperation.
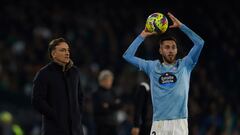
[152,64,185,86]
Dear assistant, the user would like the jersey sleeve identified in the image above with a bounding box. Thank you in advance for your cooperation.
[180,24,205,70]
[122,35,151,74]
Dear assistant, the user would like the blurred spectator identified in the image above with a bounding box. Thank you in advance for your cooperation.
[131,82,152,135]
[0,111,24,135]
[92,70,121,135]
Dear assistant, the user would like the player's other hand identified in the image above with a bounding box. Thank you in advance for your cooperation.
[140,28,157,38]
[131,127,140,135]
[167,12,183,28]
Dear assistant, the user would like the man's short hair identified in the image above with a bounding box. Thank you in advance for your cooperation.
[98,70,114,82]
[159,36,177,46]
[48,37,67,59]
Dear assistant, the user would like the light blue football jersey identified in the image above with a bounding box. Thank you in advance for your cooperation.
[123,24,204,121]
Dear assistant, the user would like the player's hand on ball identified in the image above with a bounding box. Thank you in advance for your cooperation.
[167,12,183,28]
[140,28,157,38]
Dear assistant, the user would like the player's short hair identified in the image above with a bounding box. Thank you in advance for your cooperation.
[159,36,177,46]
[98,70,114,82]
[48,37,67,59]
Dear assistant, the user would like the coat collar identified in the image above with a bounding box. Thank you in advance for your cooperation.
[51,59,74,72]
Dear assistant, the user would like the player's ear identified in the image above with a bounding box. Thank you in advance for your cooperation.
[159,47,163,55]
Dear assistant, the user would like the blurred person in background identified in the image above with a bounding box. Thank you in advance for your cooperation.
[0,111,24,135]
[131,82,152,135]
[92,70,121,135]
[123,12,205,135]
[31,38,84,135]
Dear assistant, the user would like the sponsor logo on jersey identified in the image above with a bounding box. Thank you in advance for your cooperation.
[159,72,177,85]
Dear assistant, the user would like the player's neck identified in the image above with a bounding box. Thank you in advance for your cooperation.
[162,61,176,66]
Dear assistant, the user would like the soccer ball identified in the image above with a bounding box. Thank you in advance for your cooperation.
[145,12,168,34]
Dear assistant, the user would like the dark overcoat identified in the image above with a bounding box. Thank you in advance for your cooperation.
[32,62,84,135]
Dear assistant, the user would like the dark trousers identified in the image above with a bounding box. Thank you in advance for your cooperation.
[139,124,151,135]
[95,123,117,135]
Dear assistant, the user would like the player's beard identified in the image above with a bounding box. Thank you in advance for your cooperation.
[162,54,176,64]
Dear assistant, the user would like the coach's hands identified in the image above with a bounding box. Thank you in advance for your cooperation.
[167,12,183,28]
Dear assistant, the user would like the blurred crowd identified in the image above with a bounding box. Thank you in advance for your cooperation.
[0,0,240,135]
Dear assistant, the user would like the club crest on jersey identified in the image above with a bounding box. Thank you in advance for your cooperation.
[159,72,177,86]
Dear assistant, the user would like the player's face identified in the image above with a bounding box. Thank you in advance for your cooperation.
[159,40,177,64]
[52,42,70,65]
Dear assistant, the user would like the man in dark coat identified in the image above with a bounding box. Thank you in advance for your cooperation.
[92,70,121,135]
[32,38,84,135]
[131,82,152,135]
